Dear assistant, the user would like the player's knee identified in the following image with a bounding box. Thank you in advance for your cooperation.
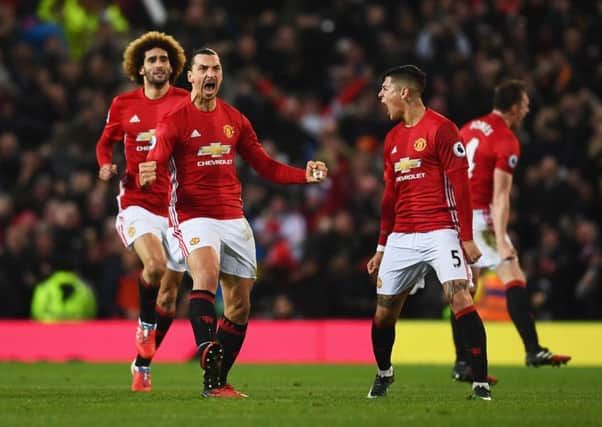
[144,257,167,283]
[449,288,474,312]
[444,279,469,300]
[190,263,220,289]
[373,310,396,328]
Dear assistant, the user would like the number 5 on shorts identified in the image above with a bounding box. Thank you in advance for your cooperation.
[451,249,461,268]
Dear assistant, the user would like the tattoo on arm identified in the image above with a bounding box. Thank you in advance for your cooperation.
[444,280,468,302]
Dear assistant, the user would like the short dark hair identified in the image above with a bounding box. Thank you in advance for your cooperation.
[188,47,219,70]
[493,80,527,112]
[382,65,427,95]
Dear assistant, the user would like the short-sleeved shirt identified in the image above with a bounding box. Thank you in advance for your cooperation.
[460,113,520,210]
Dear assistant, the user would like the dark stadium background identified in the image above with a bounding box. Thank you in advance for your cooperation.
[0,0,600,321]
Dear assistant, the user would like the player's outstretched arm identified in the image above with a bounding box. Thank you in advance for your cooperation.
[237,114,311,184]
[305,161,328,183]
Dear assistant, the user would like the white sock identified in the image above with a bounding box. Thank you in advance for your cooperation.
[378,366,393,377]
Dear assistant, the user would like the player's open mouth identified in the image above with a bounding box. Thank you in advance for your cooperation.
[204,82,216,91]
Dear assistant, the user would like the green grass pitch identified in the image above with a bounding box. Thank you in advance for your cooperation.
[1,363,601,427]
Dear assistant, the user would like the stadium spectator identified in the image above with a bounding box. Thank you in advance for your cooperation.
[573,220,601,318]
[30,270,96,321]
[37,0,129,61]
[523,223,576,320]
[0,1,598,322]
[365,65,489,400]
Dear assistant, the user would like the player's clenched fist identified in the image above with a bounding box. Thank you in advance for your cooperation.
[98,164,118,181]
[139,161,157,187]
[306,160,328,183]
[461,240,482,264]
[366,251,384,276]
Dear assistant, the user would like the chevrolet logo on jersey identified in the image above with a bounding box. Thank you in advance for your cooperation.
[394,157,422,173]
[198,142,232,157]
[136,130,155,141]
[135,129,156,151]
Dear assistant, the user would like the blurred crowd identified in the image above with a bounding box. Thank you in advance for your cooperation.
[0,0,600,320]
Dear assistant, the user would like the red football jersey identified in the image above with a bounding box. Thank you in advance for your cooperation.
[460,113,520,210]
[378,109,471,245]
[148,98,307,224]
[96,86,189,216]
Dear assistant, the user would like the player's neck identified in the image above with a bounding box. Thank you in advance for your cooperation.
[143,83,170,100]
[492,109,513,128]
[402,102,426,127]
[191,94,217,112]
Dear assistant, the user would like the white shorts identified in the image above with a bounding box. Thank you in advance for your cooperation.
[377,229,471,295]
[472,209,513,269]
[173,217,257,279]
[115,206,187,272]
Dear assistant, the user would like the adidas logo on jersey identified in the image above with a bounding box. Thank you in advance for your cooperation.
[391,146,397,154]
[129,115,140,123]
[191,129,201,138]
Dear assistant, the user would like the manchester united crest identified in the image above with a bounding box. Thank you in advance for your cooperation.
[414,138,427,152]
[223,124,235,138]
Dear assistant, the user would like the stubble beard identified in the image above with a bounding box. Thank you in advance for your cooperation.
[149,80,169,91]
[145,69,170,89]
